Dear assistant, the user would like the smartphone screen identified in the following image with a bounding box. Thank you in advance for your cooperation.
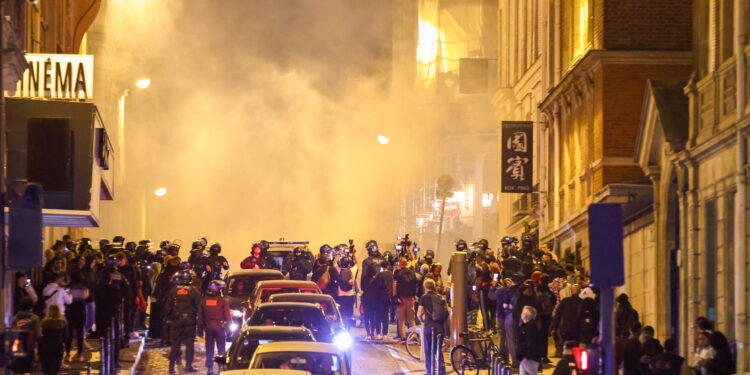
[493,273,499,282]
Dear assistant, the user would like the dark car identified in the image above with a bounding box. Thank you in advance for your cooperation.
[215,325,316,371]
[246,302,333,343]
[268,293,343,331]
[223,269,284,334]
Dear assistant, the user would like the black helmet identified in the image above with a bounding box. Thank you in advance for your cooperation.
[160,240,170,249]
[192,240,205,250]
[365,240,378,249]
[367,243,380,257]
[424,249,435,259]
[178,270,193,285]
[319,244,332,254]
[501,236,518,245]
[338,256,354,268]
[209,243,221,254]
[455,239,468,250]
[179,261,192,271]
[125,242,137,252]
[521,234,533,244]
[170,272,181,285]
[473,239,489,251]
[207,280,224,296]
[382,251,394,264]
[112,235,125,245]
[260,240,270,251]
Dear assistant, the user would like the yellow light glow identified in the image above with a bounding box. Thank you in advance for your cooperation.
[577,0,589,57]
[377,135,390,145]
[154,187,167,197]
[417,20,441,80]
[135,78,151,89]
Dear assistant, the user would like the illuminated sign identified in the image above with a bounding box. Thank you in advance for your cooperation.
[9,54,94,100]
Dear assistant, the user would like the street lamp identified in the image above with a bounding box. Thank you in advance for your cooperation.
[377,135,390,145]
[135,78,151,89]
[154,187,167,197]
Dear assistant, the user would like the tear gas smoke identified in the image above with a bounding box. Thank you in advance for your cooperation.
[86,0,448,264]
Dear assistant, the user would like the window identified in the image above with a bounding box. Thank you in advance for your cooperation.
[720,0,734,62]
[696,0,710,77]
[725,192,735,337]
[704,200,718,322]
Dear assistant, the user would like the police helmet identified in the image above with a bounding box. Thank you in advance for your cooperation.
[365,240,378,249]
[125,242,137,252]
[319,244,332,254]
[179,261,192,271]
[338,256,354,268]
[160,240,170,249]
[367,243,380,257]
[455,239,468,250]
[178,270,193,285]
[104,256,118,267]
[260,240,270,251]
[207,280,224,296]
[209,243,222,254]
[192,240,205,250]
[521,234,533,244]
[501,236,518,245]
[424,249,435,259]
[170,273,181,285]
[473,239,489,251]
[430,263,443,273]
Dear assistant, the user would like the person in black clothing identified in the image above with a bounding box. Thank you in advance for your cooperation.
[640,326,664,361]
[165,270,202,374]
[40,304,68,375]
[649,338,688,375]
[579,291,600,345]
[553,340,580,375]
[489,278,510,362]
[65,272,89,362]
[707,330,734,375]
[393,257,418,340]
[282,246,313,280]
[10,297,42,374]
[361,241,383,340]
[616,293,640,339]
[418,279,446,375]
[116,252,137,339]
[504,275,523,366]
[550,284,582,353]
[311,246,340,299]
[373,259,394,339]
[622,322,645,375]
[13,272,37,315]
[93,271,123,365]
[516,306,544,375]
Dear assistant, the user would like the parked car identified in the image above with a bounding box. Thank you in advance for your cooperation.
[246,280,321,313]
[224,269,284,335]
[215,326,315,371]
[248,342,351,375]
[267,293,343,330]
[246,302,333,343]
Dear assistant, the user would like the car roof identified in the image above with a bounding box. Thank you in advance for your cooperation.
[255,302,323,311]
[226,269,284,278]
[241,325,315,337]
[255,280,320,289]
[220,370,311,375]
[268,293,336,304]
[254,341,341,356]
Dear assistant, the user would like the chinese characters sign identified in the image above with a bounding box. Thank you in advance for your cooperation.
[501,121,533,193]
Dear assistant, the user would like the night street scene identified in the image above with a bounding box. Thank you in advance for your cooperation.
[0,1,745,375]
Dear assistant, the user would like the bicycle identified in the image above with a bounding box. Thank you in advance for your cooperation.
[404,325,450,360]
[450,330,506,375]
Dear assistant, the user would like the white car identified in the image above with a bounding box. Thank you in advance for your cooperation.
[220,370,311,375]
[248,341,351,375]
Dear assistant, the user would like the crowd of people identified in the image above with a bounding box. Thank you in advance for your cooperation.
[8,233,736,375]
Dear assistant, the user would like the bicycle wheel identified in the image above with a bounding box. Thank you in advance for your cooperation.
[404,330,421,360]
[450,345,479,375]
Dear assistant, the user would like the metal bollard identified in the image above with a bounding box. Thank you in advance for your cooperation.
[100,336,107,375]
[433,333,441,375]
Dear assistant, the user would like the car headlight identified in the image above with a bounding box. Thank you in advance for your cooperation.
[230,323,239,332]
[231,309,243,318]
[333,331,353,351]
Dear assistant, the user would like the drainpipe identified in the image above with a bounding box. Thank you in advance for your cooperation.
[734,1,747,373]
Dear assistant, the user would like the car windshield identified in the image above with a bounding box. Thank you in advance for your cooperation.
[252,352,342,375]
[229,334,314,370]
[266,251,289,269]
[259,288,319,303]
[228,276,279,297]
[249,309,331,341]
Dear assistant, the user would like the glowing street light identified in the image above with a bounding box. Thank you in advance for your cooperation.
[377,135,390,145]
[135,78,151,89]
[154,187,167,197]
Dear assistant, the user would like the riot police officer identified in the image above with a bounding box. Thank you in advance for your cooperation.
[312,245,339,298]
[165,270,202,374]
[282,246,313,280]
[200,280,230,375]
[419,249,436,276]
[206,243,229,280]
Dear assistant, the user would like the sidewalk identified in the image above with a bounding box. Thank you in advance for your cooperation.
[27,331,146,375]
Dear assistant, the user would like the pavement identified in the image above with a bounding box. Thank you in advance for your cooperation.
[25,332,145,375]
[133,323,559,375]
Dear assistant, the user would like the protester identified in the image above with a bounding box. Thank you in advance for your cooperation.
[552,340,580,375]
[622,322,646,375]
[649,338,688,375]
[550,284,582,354]
[417,279,447,375]
[393,257,418,340]
[64,272,89,362]
[10,297,42,374]
[616,293,640,338]
[516,306,544,375]
[40,304,68,375]
[42,273,72,316]
[14,272,38,315]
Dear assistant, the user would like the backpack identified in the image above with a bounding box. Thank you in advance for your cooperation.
[430,293,449,323]
[579,307,597,335]
[316,266,331,290]
[339,268,354,291]
[397,268,417,297]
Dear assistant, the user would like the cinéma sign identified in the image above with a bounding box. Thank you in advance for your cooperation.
[9,54,94,100]
[501,121,533,193]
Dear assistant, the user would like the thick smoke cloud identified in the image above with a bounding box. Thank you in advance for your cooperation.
[90,0,440,264]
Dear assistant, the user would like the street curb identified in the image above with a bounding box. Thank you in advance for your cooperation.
[118,336,146,375]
